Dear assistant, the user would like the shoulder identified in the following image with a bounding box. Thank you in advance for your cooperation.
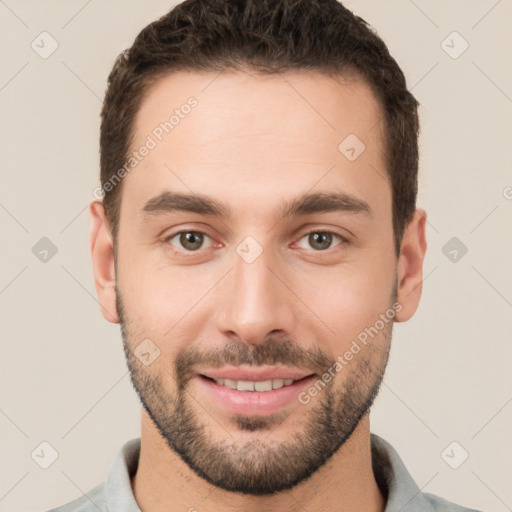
[42,437,141,512]
[370,434,484,512]
[422,491,484,512]
[43,482,106,512]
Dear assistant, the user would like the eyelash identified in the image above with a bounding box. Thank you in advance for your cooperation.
[164,228,348,254]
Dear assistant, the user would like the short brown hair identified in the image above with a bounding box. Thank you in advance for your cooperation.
[100,0,419,256]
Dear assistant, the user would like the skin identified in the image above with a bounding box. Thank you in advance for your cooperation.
[90,69,427,512]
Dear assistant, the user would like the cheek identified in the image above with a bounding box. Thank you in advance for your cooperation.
[294,258,395,346]
[117,252,218,344]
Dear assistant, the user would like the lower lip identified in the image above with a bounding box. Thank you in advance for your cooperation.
[197,375,316,416]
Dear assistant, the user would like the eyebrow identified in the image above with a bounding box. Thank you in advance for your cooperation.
[141,190,372,220]
[280,191,372,218]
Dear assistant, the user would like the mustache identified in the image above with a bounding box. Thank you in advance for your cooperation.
[174,336,335,385]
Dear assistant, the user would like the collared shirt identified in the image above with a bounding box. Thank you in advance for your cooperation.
[46,434,482,512]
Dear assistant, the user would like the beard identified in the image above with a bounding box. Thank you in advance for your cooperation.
[116,287,394,496]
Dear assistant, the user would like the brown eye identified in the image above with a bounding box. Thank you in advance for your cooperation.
[297,231,344,251]
[167,231,212,251]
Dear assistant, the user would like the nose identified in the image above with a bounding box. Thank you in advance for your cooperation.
[214,242,296,346]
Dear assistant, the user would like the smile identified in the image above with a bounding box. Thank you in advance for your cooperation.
[203,377,296,392]
[196,369,317,416]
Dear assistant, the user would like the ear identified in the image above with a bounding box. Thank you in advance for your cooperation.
[89,201,119,324]
[394,208,427,322]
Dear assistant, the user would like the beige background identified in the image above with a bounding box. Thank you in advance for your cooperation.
[1,1,511,511]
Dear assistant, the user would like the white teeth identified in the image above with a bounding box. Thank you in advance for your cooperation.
[254,380,273,391]
[237,380,255,391]
[223,379,237,389]
[272,379,284,389]
[212,377,297,392]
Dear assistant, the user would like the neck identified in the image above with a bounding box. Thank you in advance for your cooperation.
[132,410,385,512]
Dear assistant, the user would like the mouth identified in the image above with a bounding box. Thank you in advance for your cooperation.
[195,366,317,417]
[200,375,308,392]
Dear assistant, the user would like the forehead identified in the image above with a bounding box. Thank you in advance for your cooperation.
[122,69,388,221]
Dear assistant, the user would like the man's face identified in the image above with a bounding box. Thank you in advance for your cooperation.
[114,70,398,494]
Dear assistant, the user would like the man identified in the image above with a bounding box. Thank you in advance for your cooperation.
[48,0,482,510]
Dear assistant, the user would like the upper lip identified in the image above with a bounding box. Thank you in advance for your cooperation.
[198,366,315,382]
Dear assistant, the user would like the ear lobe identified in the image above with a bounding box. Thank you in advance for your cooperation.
[89,201,119,324]
[395,209,427,323]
